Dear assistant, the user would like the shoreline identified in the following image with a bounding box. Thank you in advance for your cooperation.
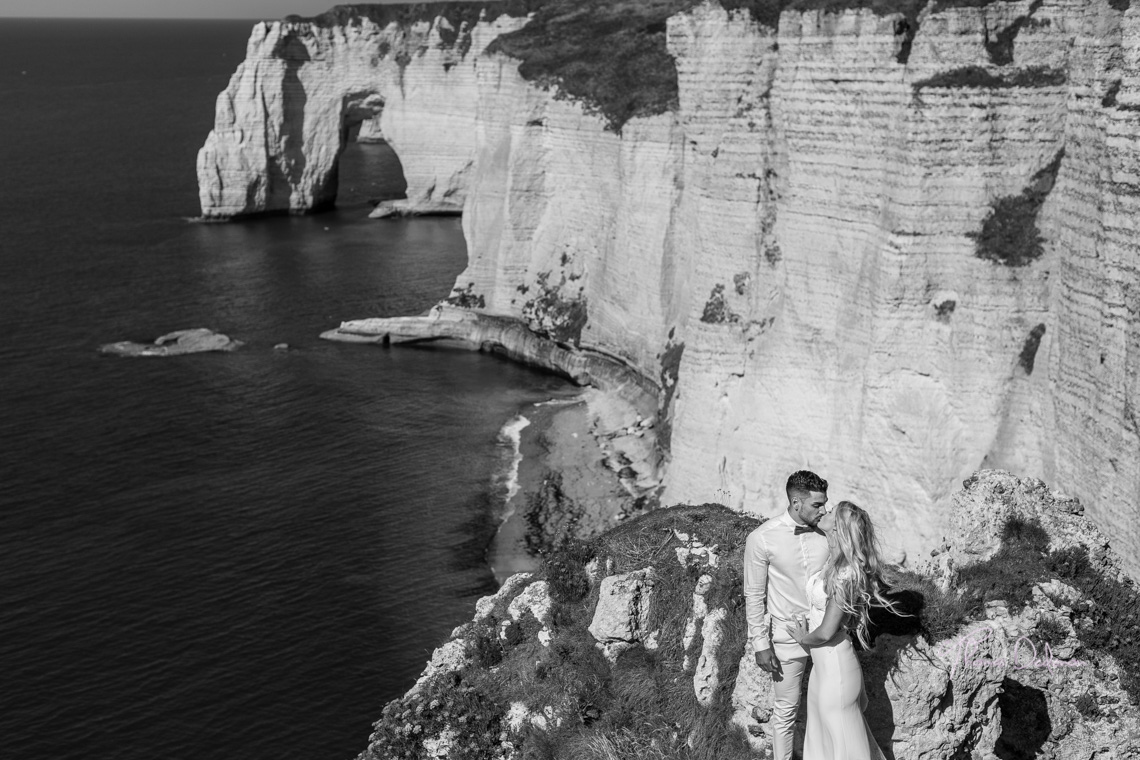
[488,387,663,585]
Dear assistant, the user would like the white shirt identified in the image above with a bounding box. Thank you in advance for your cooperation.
[743,510,831,653]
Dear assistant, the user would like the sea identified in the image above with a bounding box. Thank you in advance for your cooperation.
[0,18,570,760]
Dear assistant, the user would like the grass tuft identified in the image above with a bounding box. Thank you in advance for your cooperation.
[543,538,595,604]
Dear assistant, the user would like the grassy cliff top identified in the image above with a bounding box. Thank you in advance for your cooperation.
[486,0,781,131]
[485,0,942,130]
[285,1,1068,130]
[284,2,542,28]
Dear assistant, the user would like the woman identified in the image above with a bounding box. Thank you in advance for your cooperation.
[785,500,900,760]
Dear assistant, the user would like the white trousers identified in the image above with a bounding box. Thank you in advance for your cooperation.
[770,651,809,760]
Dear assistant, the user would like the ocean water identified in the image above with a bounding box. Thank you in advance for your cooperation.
[0,19,569,760]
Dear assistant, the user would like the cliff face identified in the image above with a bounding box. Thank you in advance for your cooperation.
[195,4,533,217]
[198,0,1140,577]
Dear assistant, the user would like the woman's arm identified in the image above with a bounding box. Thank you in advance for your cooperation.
[785,599,849,648]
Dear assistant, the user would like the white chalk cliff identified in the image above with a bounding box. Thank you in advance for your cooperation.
[198,0,1140,579]
[196,5,533,217]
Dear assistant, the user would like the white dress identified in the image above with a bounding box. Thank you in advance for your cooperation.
[803,569,887,760]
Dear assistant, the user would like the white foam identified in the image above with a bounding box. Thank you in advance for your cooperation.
[497,414,531,504]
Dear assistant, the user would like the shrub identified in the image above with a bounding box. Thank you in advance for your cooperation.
[970,149,1063,266]
[1017,323,1046,374]
[525,472,584,557]
[879,567,967,643]
[470,624,506,668]
[544,538,595,603]
[366,675,507,760]
[1034,614,1068,649]
[914,65,1066,91]
[447,282,487,309]
[700,284,741,324]
[520,272,589,346]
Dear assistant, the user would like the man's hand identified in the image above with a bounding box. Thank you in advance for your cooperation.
[754,647,781,677]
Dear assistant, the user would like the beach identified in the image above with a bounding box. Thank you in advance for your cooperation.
[489,386,662,583]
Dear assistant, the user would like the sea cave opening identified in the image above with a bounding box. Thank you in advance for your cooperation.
[334,116,408,214]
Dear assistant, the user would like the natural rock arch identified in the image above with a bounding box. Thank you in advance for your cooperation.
[197,10,531,219]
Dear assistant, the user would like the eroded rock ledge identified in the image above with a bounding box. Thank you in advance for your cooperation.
[358,470,1140,760]
[321,304,660,405]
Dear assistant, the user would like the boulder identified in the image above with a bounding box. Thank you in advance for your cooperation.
[99,328,241,357]
[588,568,657,661]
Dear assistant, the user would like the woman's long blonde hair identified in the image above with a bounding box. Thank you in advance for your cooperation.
[822,500,906,648]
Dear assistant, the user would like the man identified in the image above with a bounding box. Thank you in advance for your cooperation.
[743,470,831,760]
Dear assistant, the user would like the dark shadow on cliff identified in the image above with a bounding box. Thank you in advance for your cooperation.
[994,678,1051,760]
[338,137,409,212]
[857,584,925,759]
[270,33,311,210]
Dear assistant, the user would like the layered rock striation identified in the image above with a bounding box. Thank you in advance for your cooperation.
[200,0,1140,577]
[196,3,537,218]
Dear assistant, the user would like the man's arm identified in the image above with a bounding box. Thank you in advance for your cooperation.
[742,528,772,653]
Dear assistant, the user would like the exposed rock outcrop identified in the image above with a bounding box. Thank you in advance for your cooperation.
[360,471,1140,760]
[99,328,241,357]
[321,303,659,413]
[203,0,1140,577]
[196,4,535,218]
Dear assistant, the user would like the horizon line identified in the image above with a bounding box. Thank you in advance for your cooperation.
[0,15,271,20]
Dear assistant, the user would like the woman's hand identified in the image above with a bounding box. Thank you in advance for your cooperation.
[785,615,809,645]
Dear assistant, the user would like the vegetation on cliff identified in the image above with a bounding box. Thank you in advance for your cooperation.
[962,517,1140,702]
[362,504,762,760]
[359,471,1140,759]
[286,0,1085,130]
[286,2,541,30]
[913,65,1066,91]
[486,0,938,130]
[970,149,1064,267]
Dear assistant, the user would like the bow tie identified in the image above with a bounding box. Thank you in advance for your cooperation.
[793,524,821,535]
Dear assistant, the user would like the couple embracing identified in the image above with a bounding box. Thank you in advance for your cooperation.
[743,470,902,760]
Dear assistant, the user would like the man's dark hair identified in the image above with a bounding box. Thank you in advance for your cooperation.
[786,470,828,500]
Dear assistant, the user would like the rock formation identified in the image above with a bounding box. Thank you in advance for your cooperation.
[200,0,1140,577]
[321,303,658,405]
[196,4,535,218]
[357,470,1140,760]
[99,328,241,357]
